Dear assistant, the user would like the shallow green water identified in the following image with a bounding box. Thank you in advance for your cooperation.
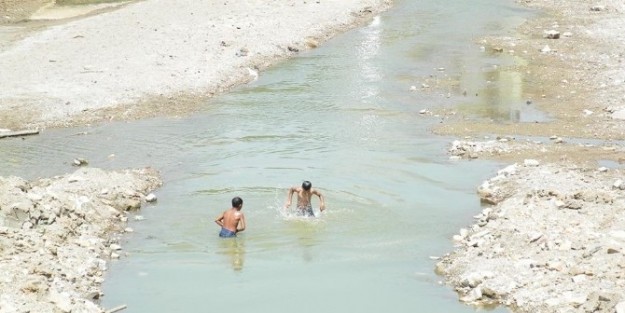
[0,0,537,312]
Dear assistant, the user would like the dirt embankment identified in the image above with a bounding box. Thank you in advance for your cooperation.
[0,0,51,24]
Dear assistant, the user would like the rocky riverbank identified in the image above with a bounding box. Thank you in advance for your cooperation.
[435,161,625,312]
[435,1,625,312]
[0,167,161,312]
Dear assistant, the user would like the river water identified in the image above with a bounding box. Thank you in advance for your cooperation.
[0,0,536,312]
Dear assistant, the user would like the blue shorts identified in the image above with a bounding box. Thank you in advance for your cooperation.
[297,205,315,217]
[219,227,236,238]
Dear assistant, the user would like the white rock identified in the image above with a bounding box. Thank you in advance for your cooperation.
[49,289,73,313]
[453,234,464,242]
[615,301,625,313]
[564,292,587,306]
[610,230,625,241]
[543,30,560,39]
[461,287,483,302]
[409,85,417,91]
[524,159,540,167]
[541,45,551,53]
[134,215,145,221]
[145,193,157,202]
[498,164,517,176]
[598,167,608,172]
[111,252,120,259]
[614,179,624,189]
[612,109,625,120]
[583,109,593,115]
[109,244,122,250]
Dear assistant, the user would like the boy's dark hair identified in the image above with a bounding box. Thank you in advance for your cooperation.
[302,181,312,191]
[232,196,243,208]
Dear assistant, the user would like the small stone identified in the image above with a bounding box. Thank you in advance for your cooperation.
[22,221,33,230]
[598,167,608,172]
[409,85,417,91]
[613,179,623,190]
[109,244,122,250]
[607,248,620,254]
[543,30,560,39]
[524,159,540,167]
[111,252,120,259]
[590,5,605,11]
[145,193,157,202]
[305,38,319,48]
[134,215,145,221]
[72,158,88,166]
[541,45,551,53]
[615,301,625,313]
[236,48,249,57]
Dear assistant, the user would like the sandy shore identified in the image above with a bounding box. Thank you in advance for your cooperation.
[0,0,390,130]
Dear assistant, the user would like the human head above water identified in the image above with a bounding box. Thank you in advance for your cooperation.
[232,196,243,209]
[302,181,312,191]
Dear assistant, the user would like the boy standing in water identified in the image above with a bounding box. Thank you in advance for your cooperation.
[215,196,246,237]
[284,181,326,217]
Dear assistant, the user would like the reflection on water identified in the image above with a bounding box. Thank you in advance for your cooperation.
[217,237,245,272]
[457,56,551,123]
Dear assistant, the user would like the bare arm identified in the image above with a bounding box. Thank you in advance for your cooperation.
[236,214,246,232]
[214,212,225,227]
[313,189,326,211]
[284,187,296,208]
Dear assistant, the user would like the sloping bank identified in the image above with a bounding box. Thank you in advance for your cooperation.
[0,0,391,129]
[0,167,161,313]
[435,161,625,312]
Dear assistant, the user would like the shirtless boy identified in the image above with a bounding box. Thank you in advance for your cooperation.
[214,196,246,237]
[284,181,326,217]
